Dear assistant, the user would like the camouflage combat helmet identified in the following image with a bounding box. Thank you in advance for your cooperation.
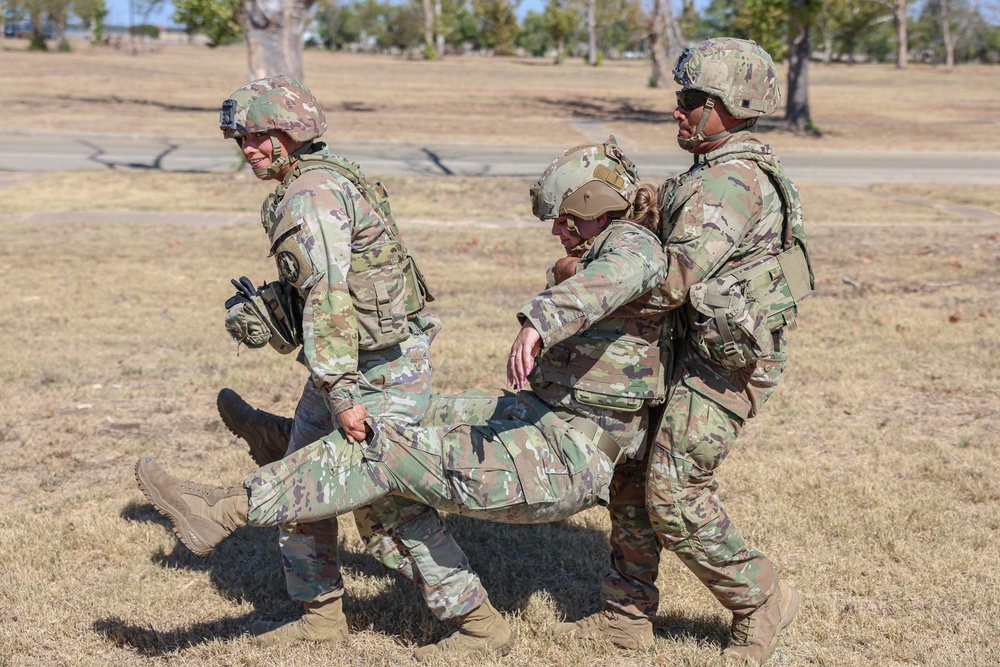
[672,37,781,150]
[219,75,327,178]
[530,136,639,237]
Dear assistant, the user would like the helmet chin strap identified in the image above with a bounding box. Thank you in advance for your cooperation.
[677,97,757,151]
[255,132,315,179]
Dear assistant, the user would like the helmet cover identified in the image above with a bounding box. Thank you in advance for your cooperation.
[673,37,781,119]
[220,75,327,142]
[530,136,639,222]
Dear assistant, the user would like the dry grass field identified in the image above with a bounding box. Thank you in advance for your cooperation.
[1,42,999,667]
[3,40,1000,152]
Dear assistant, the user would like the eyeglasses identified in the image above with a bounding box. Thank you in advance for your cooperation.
[675,89,709,111]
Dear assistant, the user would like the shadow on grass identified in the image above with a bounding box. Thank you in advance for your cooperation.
[93,614,254,655]
[535,96,674,124]
[117,501,724,650]
[653,611,729,648]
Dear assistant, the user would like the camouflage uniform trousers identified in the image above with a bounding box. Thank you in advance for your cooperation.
[244,390,624,533]
[279,329,489,620]
[602,354,786,618]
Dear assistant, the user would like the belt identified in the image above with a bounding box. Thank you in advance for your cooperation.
[553,409,625,467]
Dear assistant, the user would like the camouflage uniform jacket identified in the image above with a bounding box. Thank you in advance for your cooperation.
[518,220,670,457]
[261,145,414,415]
[659,132,803,419]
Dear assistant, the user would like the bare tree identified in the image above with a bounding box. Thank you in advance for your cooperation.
[647,0,683,88]
[875,0,909,68]
[587,0,596,65]
[242,0,317,81]
[422,0,435,56]
[786,0,813,131]
[434,0,444,57]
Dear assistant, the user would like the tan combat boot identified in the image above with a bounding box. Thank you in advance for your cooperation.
[134,457,247,556]
[217,388,293,466]
[250,597,349,645]
[413,599,512,661]
[721,581,800,666]
[553,608,654,649]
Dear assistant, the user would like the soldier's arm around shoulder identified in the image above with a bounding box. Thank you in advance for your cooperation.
[518,222,669,348]
[657,162,763,306]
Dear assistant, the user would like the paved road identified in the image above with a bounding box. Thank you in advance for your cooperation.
[4,132,1000,185]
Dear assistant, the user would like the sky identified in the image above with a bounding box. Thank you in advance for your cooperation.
[104,0,550,28]
[103,0,711,29]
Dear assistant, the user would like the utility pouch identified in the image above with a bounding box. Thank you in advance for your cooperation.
[729,244,812,330]
[348,258,410,351]
[688,275,772,371]
[224,296,273,350]
[537,335,664,413]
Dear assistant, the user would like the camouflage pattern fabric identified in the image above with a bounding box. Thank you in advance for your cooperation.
[600,441,662,619]
[259,144,488,620]
[240,221,671,536]
[520,221,671,456]
[221,75,327,143]
[602,132,803,617]
[672,38,780,119]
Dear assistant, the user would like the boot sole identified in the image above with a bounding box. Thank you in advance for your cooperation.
[217,388,286,466]
[217,389,262,445]
[134,458,213,557]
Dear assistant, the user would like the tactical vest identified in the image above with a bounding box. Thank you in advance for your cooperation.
[661,142,814,370]
[535,221,669,413]
[264,151,434,352]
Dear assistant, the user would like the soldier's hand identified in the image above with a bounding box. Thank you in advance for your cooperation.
[338,404,371,442]
[507,322,542,391]
[551,256,581,285]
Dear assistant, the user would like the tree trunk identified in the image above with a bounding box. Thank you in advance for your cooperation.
[30,10,47,49]
[647,0,681,88]
[940,0,955,67]
[893,0,908,69]
[422,0,434,54]
[243,0,317,82]
[434,0,444,57]
[587,0,596,66]
[785,7,811,131]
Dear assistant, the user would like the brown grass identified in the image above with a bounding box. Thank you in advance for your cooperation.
[4,41,1000,152]
[1,198,999,667]
[1,38,999,667]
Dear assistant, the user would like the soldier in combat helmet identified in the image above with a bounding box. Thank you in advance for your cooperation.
[133,140,679,655]
[206,75,509,658]
[553,38,814,666]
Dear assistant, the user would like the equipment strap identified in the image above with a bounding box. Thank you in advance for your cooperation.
[553,409,625,467]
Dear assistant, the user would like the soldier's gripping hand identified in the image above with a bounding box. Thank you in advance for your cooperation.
[338,403,371,442]
[551,256,581,285]
[507,322,543,391]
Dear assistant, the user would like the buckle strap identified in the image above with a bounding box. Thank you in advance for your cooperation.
[553,409,625,466]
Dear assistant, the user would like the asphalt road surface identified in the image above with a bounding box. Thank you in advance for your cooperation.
[4,133,1000,185]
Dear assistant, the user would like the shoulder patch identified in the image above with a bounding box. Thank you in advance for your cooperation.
[272,231,322,290]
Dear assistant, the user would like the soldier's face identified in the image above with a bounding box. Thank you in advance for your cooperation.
[673,95,733,154]
[240,131,299,180]
[551,215,609,249]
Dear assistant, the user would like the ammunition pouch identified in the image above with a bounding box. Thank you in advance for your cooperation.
[688,244,811,370]
[348,240,430,351]
[535,334,665,413]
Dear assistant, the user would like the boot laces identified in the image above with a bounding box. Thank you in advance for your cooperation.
[729,614,755,646]
[580,611,624,633]
[178,479,242,502]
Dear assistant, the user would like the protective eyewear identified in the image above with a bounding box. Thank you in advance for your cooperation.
[675,89,709,111]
